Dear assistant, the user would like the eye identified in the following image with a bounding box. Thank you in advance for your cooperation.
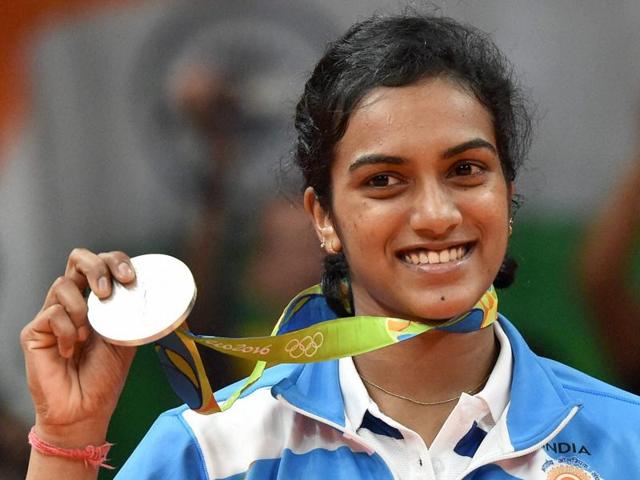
[450,161,485,178]
[366,174,402,188]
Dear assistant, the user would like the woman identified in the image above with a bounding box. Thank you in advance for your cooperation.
[21,13,640,479]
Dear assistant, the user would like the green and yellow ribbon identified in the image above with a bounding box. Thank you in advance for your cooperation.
[155,284,498,414]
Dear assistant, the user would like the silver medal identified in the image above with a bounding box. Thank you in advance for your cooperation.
[87,254,197,346]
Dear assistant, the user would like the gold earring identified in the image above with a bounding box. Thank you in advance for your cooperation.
[508,217,513,237]
[329,238,341,254]
[320,239,326,249]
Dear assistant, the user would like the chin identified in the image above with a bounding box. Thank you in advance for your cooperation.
[353,280,489,321]
[406,290,482,321]
[412,304,469,322]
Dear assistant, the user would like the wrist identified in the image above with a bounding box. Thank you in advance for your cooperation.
[34,418,110,448]
[28,426,113,471]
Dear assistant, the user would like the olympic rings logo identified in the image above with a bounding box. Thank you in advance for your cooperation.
[285,332,324,359]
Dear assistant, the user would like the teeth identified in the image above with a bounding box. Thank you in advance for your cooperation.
[402,245,468,266]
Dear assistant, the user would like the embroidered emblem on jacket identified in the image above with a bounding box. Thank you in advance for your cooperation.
[542,457,602,480]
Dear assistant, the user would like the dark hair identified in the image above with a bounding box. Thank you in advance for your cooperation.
[294,13,532,315]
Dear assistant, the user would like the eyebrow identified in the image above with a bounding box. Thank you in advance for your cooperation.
[443,138,497,159]
[348,137,497,173]
[348,154,405,172]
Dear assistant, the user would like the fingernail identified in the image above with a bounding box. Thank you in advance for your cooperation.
[98,276,109,293]
[118,263,133,278]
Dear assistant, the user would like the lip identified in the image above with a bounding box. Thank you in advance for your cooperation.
[396,240,475,255]
[395,241,476,273]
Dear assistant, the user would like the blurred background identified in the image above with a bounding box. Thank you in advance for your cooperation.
[2,1,640,478]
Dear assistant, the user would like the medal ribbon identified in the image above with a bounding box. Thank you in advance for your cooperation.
[155,285,498,414]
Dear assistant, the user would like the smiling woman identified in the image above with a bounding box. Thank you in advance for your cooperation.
[309,79,511,322]
[20,11,640,480]
[302,76,514,447]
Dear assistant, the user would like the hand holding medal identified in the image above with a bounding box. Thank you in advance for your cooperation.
[20,249,139,458]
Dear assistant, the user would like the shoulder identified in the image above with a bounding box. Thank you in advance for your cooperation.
[499,316,640,443]
[539,356,640,440]
[499,316,640,409]
[118,363,303,479]
[116,405,208,479]
[538,358,640,473]
[542,356,640,408]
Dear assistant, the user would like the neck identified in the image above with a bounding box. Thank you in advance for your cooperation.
[353,324,498,403]
[353,325,498,447]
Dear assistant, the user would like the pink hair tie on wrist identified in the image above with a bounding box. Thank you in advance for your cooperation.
[28,427,114,470]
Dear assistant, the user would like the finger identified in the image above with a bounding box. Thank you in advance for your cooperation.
[42,277,90,341]
[64,248,112,299]
[97,251,136,285]
[23,304,78,359]
[63,248,92,292]
[49,309,78,359]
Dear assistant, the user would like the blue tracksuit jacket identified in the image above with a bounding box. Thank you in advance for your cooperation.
[116,316,640,479]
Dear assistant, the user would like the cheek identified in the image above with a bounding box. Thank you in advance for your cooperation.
[467,188,510,256]
[338,200,405,250]
[471,181,510,220]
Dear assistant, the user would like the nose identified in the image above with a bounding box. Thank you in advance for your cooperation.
[409,181,462,237]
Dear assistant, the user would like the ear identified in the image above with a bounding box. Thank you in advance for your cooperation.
[303,187,342,254]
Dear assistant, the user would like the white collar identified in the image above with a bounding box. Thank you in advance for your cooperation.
[340,320,513,433]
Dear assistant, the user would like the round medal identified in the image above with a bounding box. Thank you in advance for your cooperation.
[87,254,197,346]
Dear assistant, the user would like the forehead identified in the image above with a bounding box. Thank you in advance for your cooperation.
[335,77,496,162]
